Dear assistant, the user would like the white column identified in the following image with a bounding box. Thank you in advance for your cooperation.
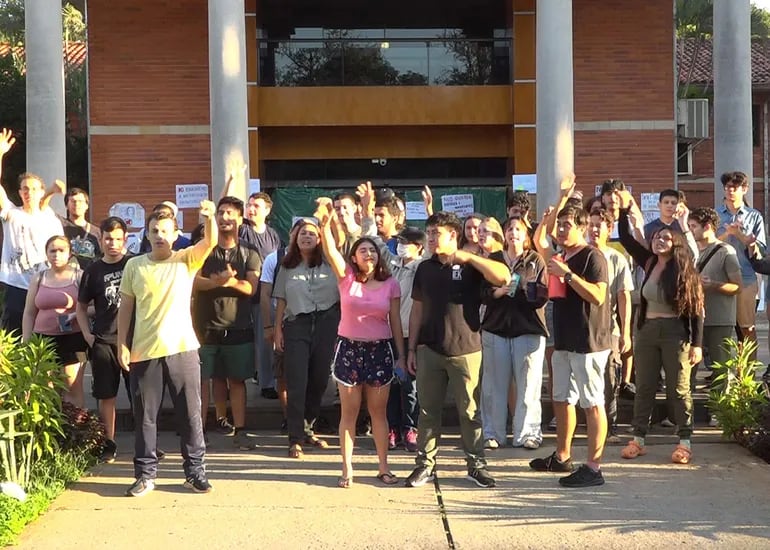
[536,0,574,211]
[208,0,250,201]
[713,0,753,204]
[25,0,66,213]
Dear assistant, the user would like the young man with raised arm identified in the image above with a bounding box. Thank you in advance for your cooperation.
[118,200,217,497]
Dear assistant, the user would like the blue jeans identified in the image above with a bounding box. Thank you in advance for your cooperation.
[130,351,206,480]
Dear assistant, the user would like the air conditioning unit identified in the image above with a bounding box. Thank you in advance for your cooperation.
[677,98,709,139]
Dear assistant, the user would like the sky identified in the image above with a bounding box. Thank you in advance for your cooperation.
[755,0,770,12]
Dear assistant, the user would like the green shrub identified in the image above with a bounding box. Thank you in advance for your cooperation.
[708,338,769,444]
[0,331,67,461]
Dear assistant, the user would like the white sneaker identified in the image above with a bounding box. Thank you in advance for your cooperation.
[709,414,720,428]
[522,438,541,450]
[484,438,500,450]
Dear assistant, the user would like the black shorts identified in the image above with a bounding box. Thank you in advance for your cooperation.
[332,336,394,387]
[89,340,128,399]
[39,332,87,365]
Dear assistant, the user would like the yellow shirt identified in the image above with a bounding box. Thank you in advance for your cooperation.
[120,248,206,362]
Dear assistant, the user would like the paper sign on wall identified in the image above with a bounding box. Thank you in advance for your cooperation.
[177,210,185,231]
[512,174,537,194]
[441,194,475,217]
[109,202,145,229]
[175,183,209,209]
[405,201,428,221]
[249,178,261,195]
[640,193,659,211]
[642,211,659,225]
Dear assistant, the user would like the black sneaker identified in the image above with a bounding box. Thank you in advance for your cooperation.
[216,416,236,436]
[558,464,605,488]
[157,448,166,460]
[467,467,496,488]
[234,429,258,450]
[529,452,575,473]
[183,476,213,493]
[99,440,117,464]
[619,382,637,401]
[405,466,435,488]
[125,478,155,497]
[261,387,279,399]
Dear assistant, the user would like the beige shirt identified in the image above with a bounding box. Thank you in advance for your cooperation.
[120,248,206,362]
[272,260,339,320]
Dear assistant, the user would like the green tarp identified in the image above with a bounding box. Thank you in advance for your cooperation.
[269,186,508,241]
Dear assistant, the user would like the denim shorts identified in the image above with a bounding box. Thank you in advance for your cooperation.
[331,336,394,387]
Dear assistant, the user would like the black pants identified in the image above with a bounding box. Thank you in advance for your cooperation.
[0,284,26,335]
[283,306,340,445]
[130,351,205,480]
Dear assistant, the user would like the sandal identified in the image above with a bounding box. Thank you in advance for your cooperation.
[304,436,329,449]
[288,444,304,459]
[671,444,692,464]
[376,471,399,485]
[337,476,352,488]
[620,440,647,459]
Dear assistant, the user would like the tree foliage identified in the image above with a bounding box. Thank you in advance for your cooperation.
[676,0,770,38]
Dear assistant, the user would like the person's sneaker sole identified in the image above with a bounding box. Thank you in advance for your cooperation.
[466,475,496,488]
[183,480,214,494]
[125,480,155,497]
[405,473,434,487]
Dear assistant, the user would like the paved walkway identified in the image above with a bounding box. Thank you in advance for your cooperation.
[13,428,770,549]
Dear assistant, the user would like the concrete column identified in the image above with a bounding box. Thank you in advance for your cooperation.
[536,0,574,211]
[713,0,753,204]
[208,0,250,201]
[25,0,66,213]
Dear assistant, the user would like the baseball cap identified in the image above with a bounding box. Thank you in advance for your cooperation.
[159,201,179,216]
[396,226,426,246]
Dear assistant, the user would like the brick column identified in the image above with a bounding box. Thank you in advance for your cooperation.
[536,0,574,210]
[25,0,66,213]
[713,0,753,202]
[208,0,250,200]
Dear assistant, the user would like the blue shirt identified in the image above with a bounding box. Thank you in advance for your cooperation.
[716,203,766,283]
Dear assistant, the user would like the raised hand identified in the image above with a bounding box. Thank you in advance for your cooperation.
[356,181,375,216]
[314,197,334,226]
[199,199,216,218]
[0,128,16,156]
[422,185,433,216]
[559,172,576,197]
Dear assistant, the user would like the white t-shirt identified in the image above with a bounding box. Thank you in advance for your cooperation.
[0,206,64,289]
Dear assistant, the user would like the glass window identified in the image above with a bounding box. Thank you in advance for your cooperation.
[677,142,692,176]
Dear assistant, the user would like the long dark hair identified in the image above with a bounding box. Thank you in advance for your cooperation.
[348,237,391,281]
[282,221,323,269]
[652,229,704,318]
[458,213,483,249]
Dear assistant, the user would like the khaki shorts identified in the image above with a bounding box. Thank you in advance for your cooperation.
[736,282,758,329]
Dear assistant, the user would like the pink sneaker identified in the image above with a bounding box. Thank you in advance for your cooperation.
[404,429,418,452]
[388,428,398,450]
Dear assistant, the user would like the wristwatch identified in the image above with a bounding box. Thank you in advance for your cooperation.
[564,272,573,284]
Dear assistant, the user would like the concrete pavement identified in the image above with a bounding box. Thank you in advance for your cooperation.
[14,428,770,549]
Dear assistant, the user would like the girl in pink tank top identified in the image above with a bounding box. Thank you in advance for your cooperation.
[22,235,87,408]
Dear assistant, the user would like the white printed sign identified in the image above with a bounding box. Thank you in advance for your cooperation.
[124,232,141,254]
[642,211,659,225]
[175,183,210,209]
[176,210,185,230]
[512,174,537,194]
[249,178,261,195]
[405,201,428,221]
[109,202,145,229]
[441,194,475,217]
[640,193,659,211]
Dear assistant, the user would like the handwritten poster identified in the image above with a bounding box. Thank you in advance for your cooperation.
[441,194,475,217]
[405,201,428,221]
[640,193,659,211]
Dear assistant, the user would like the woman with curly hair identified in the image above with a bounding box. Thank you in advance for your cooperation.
[615,190,704,464]
[317,199,405,488]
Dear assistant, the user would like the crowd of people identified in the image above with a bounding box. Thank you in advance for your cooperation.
[1,125,768,495]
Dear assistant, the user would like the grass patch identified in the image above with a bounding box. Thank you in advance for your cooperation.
[0,450,95,546]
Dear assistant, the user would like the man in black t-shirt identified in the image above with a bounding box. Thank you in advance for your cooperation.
[529,202,611,489]
[193,197,261,450]
[76,216,131,463]
[404,212,511,489]
[61,188,101,268]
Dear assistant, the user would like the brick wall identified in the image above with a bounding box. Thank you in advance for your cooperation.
[572,0,675,199]
[88,0,210,228]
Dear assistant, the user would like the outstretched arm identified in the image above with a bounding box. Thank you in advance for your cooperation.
[0,128,18,213]
[316,197,347,279]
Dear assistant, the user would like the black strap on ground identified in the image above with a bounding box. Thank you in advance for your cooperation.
[432,473,456,550]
